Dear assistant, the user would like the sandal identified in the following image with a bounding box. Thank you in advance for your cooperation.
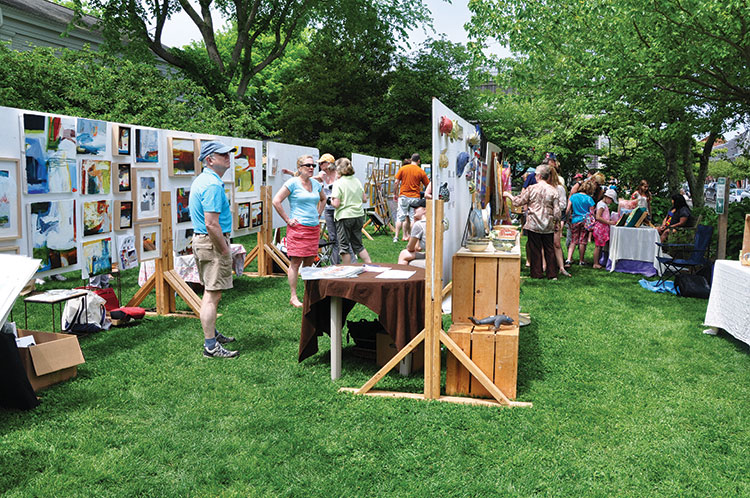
[560,269,572,277]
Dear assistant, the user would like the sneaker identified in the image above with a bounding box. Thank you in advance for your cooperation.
[203,344,239,358]
[393,236,399,243]
[216,332,235,344]
[564,260,572,268]
[579,261,587,266]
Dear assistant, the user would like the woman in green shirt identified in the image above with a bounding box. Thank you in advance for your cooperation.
[330,158,372,264]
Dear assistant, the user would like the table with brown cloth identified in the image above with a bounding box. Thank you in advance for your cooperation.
[299,263,425,377]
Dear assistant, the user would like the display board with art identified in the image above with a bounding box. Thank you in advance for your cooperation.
[28,199,78,272]
[82,237,112,278]
[24,113,78,194]
[0,158,21,241]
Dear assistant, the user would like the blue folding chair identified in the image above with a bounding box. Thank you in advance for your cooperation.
[655,225,713,285]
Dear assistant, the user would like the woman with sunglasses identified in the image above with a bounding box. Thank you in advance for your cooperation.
[273,155,326,307]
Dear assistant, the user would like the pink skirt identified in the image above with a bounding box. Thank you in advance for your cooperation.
[286,223,320,258]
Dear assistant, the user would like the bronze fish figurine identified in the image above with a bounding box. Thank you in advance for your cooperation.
[468,314,514,330]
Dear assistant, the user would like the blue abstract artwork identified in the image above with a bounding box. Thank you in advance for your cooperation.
[24,113,77,194]
[76,118,108,155]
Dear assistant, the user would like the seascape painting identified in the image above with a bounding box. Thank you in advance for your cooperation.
[76,118,107,155]
[176,187,191,223]
[0,159,21,241]
[83,200,112,236]
[29,199,77,272]
[116,234,138,270]
[136,129,159,163]
[24,113,77,194]
[169,137,198,176]
[82,237,112,278]
[234,146,256,194]
[81,159,112,195]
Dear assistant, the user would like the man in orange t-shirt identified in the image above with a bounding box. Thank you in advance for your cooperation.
[393,153,430,242]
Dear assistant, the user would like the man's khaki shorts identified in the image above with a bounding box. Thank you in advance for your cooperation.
[193,233,233,291]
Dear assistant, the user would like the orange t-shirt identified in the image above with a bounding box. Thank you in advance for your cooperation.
[395,164,429,198]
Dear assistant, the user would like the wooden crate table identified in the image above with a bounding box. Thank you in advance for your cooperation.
[446,245,521,399]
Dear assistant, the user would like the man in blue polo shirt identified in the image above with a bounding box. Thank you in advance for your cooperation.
[190,141,239,358]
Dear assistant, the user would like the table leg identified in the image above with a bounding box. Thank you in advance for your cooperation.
[330,296,342,380]
[52,303,56,332]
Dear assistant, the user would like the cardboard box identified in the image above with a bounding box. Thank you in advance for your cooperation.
[16,330,85,392]
[376,332,424,374]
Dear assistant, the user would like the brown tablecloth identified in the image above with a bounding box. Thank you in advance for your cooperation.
[299,263,425,362]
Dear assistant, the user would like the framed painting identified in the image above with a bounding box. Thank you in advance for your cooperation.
[269,157,278,177]
[251,201,263,229]
[116,163,132,193]
[135,129,159,163]
[28,199,77,272]
[83,199,112,236]
[76,118,107,155]
[81,159,112,195]
[174,227,194,256]
[136,223,161,261]
[112,125,131,156]
[116,233,138,270]
[82,237,112,279]
[133,168,160,222]
[114,200,133,230]
[168,137,199,177]
[0,245,20,255]
[0,158,22,241]
[234,146,256,194]
[24,114,77,194]
[236,201,251,230]
[176,187,191,223]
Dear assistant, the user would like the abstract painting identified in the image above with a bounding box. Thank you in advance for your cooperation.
[82,237,112,278]
[270,157,278,177]
[251,201,263,228]
[0,158,21,241]
[237,202,251,230]
[134,169,160,221]
[76,118,107,155]
[29,199,77,272]
[174,227,194,256]
[136,129,159,163]
[176,187,191,223]
[136,223,161,261]
[168,137,199,176]
[83,200,112,236]
[24,113,77,194]
[224,182,234,207]
[116,234,138,270]
[116,163,131,193]
[113,125,131,156]
[81,159,112,195]
[234,146,256,194]
[114,200,133,230]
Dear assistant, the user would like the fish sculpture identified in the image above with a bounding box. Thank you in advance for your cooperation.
[468,314,514,330]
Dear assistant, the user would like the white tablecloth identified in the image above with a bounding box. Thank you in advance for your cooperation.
[609,226,663,274]
[704,260,750,345]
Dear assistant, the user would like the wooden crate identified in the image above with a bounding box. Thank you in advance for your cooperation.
[452,248,520,325]
[445,324,519,399]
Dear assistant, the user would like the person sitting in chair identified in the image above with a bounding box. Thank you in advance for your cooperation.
[658,194,692,243]
[398,199,427,265]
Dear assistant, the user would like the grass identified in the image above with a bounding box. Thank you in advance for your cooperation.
[2,229,750,497]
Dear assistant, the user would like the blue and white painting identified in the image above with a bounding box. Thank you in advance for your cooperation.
[76,118,108,155]
[29,199,78,271]
[136,129,159,163]
[82,237,112,278]
[24,113,77,194]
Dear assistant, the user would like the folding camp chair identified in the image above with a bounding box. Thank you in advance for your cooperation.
[655,224,713,285]
[366,209,388,235]
[314,238,336,267]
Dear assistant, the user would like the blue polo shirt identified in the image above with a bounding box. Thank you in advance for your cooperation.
[189,168,232,233]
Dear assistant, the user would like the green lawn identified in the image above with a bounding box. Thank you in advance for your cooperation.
[2,230,749,497]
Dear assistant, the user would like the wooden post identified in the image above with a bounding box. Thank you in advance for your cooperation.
[424,199,443,399]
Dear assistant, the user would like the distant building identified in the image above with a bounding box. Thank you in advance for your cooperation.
[712,131,748,161]
[0,0,101,51]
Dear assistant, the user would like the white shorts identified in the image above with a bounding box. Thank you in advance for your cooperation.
[397,196,417,222]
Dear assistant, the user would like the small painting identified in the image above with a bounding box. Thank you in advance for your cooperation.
[76,118,107,155]
[114,200,133,230]
[29,199,77,272]
[234,146,256,194]
[83,199,112,236]
[135,129,159,163]
[136,223,161,261]
[113,125,131,156]
[81,159,112,195]
[82,237,112,278]
[116,163,131,193]
[24,113,77,194]
[168,137,199,176]
[134,169,160,221]
[0,158,21,241]
[224,182,234,208]
[174,228,194,256]
[270,157,278,177]
[251,201,263,228]
[237,202,251,230]
[116,233,138,270]
[176,187,191,223]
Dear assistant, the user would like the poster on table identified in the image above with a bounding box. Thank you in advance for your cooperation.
[23,113,78,194]
[0,158,22,241]
[266,141,319,228]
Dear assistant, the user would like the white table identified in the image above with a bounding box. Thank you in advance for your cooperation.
[608,226,664,276]
[704,260,750,345]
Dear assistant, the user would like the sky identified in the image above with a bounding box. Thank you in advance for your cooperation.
[159,0,510,57]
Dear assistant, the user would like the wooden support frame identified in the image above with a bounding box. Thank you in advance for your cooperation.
[340,199,532,408]
[126,191,202,317]
[243,185,289,277]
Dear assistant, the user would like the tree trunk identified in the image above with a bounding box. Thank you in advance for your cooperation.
[662,138,681,196]
[688,131,718,209]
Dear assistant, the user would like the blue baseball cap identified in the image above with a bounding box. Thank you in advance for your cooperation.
[199,141,236,162]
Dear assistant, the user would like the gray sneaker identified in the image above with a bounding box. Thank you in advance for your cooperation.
[215,332,235,344]
[203,343,239,358]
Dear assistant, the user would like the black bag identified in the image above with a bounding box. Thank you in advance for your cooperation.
[345,319,382,350]
[675,274,711,299]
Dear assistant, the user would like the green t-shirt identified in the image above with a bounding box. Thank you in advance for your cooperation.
[332,175,365,221]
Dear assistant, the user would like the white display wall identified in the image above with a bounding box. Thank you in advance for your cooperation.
[265,141,320,229]
[351,153,378,209]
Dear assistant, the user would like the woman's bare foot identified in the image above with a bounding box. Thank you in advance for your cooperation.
[290,296,303,308]
[592,264,603,269]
